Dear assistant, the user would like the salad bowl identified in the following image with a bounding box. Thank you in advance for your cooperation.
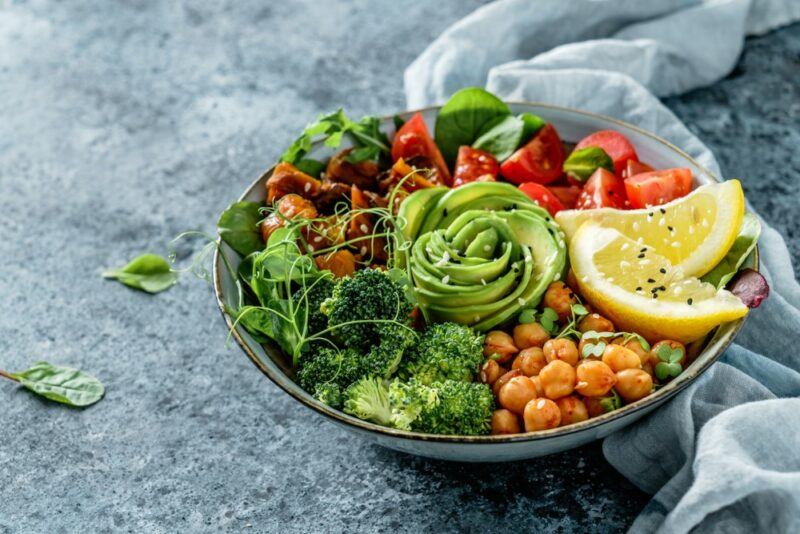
[213,102,756,462]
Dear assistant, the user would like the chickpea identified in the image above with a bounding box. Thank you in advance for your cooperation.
[538,360,576,399]
[498,376,539,415]
[512,347,548,377]
[531,375,545,397]
[542,281,578,320]
[615,369,653,402]
[523,398,561,431]
[493,369,522,396]
[491,409,521,435]
[611,337,649,361]
[585,396,610,418]
[513,322,550,349]
[578,313,615,334]
[601,344,641,372]
[483,331,518,364]
[575,360,617,397]
[651,340,687,367]
[566,268,580,294]
[543,338,580,366]
[479,359,505,385]
[555,396,589,426]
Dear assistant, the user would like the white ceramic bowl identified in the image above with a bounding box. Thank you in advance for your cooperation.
[213,103,755,462]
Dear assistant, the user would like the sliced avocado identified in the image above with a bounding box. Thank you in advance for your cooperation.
[395,186,448,269]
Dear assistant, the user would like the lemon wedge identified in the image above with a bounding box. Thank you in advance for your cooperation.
[570,224,748,344]
[556,180,744,277]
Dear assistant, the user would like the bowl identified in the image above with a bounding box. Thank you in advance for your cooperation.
[213,102,756,462]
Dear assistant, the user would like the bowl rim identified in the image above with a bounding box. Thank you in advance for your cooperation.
[212,101,756,444]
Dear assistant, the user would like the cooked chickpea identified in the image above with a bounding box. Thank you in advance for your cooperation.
[651,340,687,367]
[555,396,589,426]
[543,338,580,366]
[498,376,539,415]
[542,281,578,320]
[513,322,550,349]
[601,344,641,372]
[512,347,548,377]
[493,369,522,396]
[491,409,521,435]
[538,360,576,399]
[531,375,545,397]
[575,360,617,397]
[483,331,518,364]
[612,337,649,361]
[584,395,610,418]
[578,313,615,334]
[615,369,653,402]
[523,398,561,431]
[479,359,505,385]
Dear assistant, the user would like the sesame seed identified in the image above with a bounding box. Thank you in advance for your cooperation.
[687,298,693,305]
[621,243,629,251]
[689,226,695,234]
[635,286,642,291]
[554,272,561,281]
[640,247,647,253]
[518,298,526,306]
[581,276,589,283]
[647,278,656,283]
[483,245,491,252]
[674,286,683,295]
[442,209,448,217]
[304,182,311,192]
[671,242,680,248]
[592,313,600,319]
[313,236,323,243]
[474,315,480,322]
[652,293,658,299]
[481,278,487,286]
[660,208,666,214]
[659,268,666,274]
[360,223,369,233]
[702,219,709,227]
[637,237,644,244]
[537,399,546,409]
[640,259,651,265]
[647,212,654,219]
[633,222,640,231]
[637,253,645,259]
[668,226,674,232]
[620,261,630,269]
[659,218,666,227]
[360,246,368,255]
[576,381,589,389]
[442,275,450,284]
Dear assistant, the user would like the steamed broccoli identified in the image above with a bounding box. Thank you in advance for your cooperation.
[314,382,344,408]
[360,323,417,379]
[343,377,392,425]
[291,276,335,338]
[400,322,484,384]
[321,268,413,351]
[389,379,494,436]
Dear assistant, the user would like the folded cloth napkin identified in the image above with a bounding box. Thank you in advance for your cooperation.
[406,1,800,532]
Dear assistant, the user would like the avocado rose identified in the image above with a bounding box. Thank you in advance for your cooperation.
[397,182,567,331]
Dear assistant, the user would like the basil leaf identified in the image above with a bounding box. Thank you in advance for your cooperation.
[295,158,326,178]
[435,87,510,164]
[393,114,406,130]
[473,115,524,161]
[520,113,546,141]
[102,253,178,294]
[218,201,264,257]
[702,213,761,289]
[345,146,380,164]
[563,147,614,182]
[8,361,104,407]
[280,110,389,164]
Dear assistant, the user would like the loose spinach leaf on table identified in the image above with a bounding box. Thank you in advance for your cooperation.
[473,112,547,161]
[217,201,265,257]
[0,361,104,407]
[102,253,178,294]
[434,87,511,164]
[702,213,761,289]
[563,146,614,182]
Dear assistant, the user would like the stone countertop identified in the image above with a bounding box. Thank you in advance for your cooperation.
[1,1,797,532]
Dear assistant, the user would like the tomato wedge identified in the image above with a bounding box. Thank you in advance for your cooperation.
[392,112,452,185]
[518,183,566,216]
[577,168,627,209]
[452,146,499,187]
[500,124,565,185]
[622,159,654,179]
[575,130,638,175]
[624,168,693,209]
[548,185,581,209]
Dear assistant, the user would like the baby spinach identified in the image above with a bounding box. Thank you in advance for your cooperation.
[217,201,265,257]
[435,87,511,164]
[702,213,761,289]
[103,253,178,294]
[473,113,547,161]
[519,113,546,141]
[563,146,614,182]
[294,158,326,177]
[0,361,104,407]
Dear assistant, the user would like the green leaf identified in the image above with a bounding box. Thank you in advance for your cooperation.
[701,213,761,289]
[622,332,651,351]
[539,307,559,334]
[295,158,326,177]
[435,87,511,164]
[102,253,178,294]
[519,113,546,141]
[563,147,614,182]
[581,330,616,340]
[217,201,265,257]
[571,303,589,316]
[655,344,683,364]
[472,115,524,162]
[345,146,381,164]
[8,361,104,407]
[599,390,622,413]
[655,361,682,381]
[581,341,606,359]
[393,115,406,130]
[518,308,537,324]
[668,362,683,375]
[280,110,389,164]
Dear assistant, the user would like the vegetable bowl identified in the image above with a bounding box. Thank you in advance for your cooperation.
[213,93,761,462]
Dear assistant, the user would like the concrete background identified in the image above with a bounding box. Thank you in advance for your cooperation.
[1,1,798,532]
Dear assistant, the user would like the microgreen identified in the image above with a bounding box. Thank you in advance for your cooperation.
[654,344,684,380]
[538,307,560,334]
[102,253,178,294]
[622,332,651,351]
[0,362,104,408]
[579,330,616,359]
[555,303,589,339]
[518,308,537,324]
[599,390,622,413]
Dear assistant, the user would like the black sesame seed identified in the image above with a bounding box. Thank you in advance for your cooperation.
[652,293,658,299]
[687,298,693,305]
[668,226,674,232]
[658,285,666,291]
[648,212,654,218]
[635,286,642,291]
[659,268,666,274]
[647,278,655,283]
[640,247,647,252]
[443,209,448,217]
[638,253,646,259]
[660,208,666,214]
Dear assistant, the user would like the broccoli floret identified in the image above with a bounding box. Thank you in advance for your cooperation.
[314,382,343,409]
[360,323,417,379]
[343,377,392,425]
[321,269,413,351]
[400,322,484,384]
[296,347,364,395]
[389,379,494,436]
[291,276,335,338]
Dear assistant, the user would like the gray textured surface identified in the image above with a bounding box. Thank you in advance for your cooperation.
[0,1,798,532]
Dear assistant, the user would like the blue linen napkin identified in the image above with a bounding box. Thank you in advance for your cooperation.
[405,1,800,531]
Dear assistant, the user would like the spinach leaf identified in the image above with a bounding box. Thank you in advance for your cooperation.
[702,213,761,289]
[1,361,104,407]
[295,158,326,177]
[218,201,264,257]
[473,112,547,161]
[102,253,178,293]
[434,87,510,164]
[563,147,614,182]
[281,110,390,164]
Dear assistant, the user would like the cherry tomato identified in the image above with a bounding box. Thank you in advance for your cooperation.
[624,168,693,209]
[577,168,627,209]
[518,183,566,216]
[452,146,499,187]
[575,130,638,175]
[391,112,452,185]
[500,124,565,185]
[548,185,581,209]
[622,159,655,179]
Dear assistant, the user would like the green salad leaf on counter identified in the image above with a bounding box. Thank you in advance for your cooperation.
[0,361,104,408]
[102,253,178,294]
